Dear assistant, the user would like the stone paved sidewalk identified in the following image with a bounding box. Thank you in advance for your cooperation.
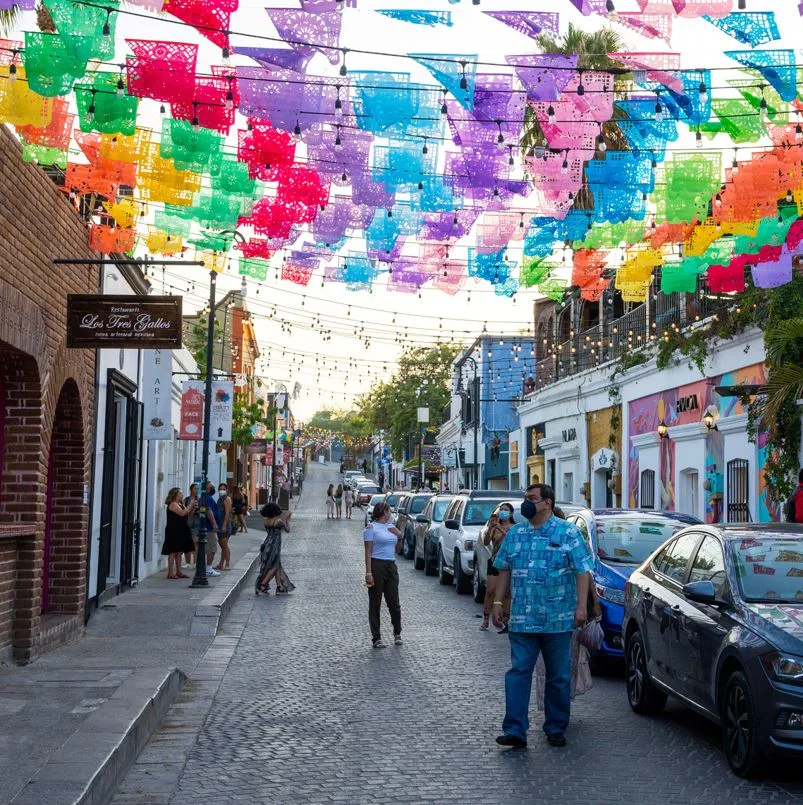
[0,512,268,805]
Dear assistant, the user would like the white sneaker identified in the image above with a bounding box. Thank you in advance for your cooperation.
[372,639,387,648]
[206,567,221,577]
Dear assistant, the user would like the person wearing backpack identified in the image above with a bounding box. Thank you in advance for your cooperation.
[786,468,803,523]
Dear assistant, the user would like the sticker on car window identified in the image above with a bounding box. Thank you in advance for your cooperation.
[778,551,803,563]
[787,568,803,577]
[751,563,776,575]
[614,548,633,558]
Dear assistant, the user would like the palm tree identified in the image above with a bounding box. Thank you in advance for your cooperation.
[0,6,20,37]
[763,317,803,425]
[520,24,631,210]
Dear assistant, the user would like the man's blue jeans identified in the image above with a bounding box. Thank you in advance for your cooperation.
[502,631,573,740]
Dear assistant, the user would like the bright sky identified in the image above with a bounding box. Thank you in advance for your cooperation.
[11,1,803,419]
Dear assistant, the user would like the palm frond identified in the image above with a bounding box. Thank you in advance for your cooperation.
[765,317,803,367]
[763,363,803,425]
[0,7,20,37]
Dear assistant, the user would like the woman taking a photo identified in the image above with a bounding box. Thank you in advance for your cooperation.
[363,502,403,648]
[480,502,515,631]
[162,488,197,579]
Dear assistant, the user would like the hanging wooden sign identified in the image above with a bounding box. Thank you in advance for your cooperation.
[66,295,183,349]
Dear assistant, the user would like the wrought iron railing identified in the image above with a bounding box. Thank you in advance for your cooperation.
[525,284,732,396]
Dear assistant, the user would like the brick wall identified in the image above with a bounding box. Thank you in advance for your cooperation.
[0,127,98,663]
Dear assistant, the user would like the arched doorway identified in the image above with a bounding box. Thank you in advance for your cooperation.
[42,380,85,616]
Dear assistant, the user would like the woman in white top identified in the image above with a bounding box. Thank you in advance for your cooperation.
[363,502,403,648]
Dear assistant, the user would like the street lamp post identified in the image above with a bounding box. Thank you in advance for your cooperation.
[457,355,480,490]
[271,383,288,502]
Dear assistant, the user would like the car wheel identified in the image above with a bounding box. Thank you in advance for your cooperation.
[722,671,764,778]
[454,550,471,595]
[472,556,486,603]
[625,630,667,715]
[414,538,425,570]
[438,548,451,585]
[424,543,436,576]
[403,527,415,560]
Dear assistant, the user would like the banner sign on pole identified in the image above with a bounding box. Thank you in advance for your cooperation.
[179,380,205,440]
[245,438,268,454]
[142,349,173,440]
[210,381,234,441]
[66,295,183,349]
[276,446,284,466]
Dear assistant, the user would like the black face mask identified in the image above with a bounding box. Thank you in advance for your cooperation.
[521,499,538,520]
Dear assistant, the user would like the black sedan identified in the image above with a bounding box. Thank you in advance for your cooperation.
[622,523,803,777]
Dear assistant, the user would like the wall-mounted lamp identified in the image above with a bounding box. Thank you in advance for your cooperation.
[703,406,718,431]
[657,420,669,439]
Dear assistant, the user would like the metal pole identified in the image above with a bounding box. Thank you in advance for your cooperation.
[271,397,277,502]
[418,428,424,491]
[473,374,480,490]
[191,271,217,587]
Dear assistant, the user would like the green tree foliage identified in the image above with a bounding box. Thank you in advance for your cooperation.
[185,316,222,377]
[356,343,461,457]
[306,409,371,440]
[231,394,274,449]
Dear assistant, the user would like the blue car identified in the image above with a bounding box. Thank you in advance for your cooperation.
[567,509,702,671]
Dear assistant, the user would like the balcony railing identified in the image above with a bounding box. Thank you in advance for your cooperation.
[525,284,730,396]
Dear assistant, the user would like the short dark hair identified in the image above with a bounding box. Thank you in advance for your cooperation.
[218,482,227,490]
[261,502,282,518]
[525,483,555,509]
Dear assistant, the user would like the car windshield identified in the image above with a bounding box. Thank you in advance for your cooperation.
[411,497,429,514]
[360,486,380,494]
[731,537,803,603]
[369,495,384,505]
[386,494,401,507]
[464,500,502,526]
[595,518,684,564]
[433,500,451,521]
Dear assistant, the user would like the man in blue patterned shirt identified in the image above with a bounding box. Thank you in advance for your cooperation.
[492,483,594,749]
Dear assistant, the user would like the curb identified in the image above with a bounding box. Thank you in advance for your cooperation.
[9,547,261,805]
[190,546,261,637]
[10,667,185,805]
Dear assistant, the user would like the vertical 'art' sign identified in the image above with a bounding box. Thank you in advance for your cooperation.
[142,349,173,440]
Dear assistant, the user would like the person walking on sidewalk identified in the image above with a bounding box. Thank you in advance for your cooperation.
[492,483,593,750]
[255,502,295,595]
[363,502,403,648]
[326,484,335,519]
[162,488,197,579]
[204,482,221,577]
[215,483,233,571]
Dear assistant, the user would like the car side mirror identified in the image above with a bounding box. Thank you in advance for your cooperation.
[416,515,430,524]
[444,519,459,530]
[682,580,717,604]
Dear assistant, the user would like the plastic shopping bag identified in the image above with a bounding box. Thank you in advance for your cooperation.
[578,618,604,651]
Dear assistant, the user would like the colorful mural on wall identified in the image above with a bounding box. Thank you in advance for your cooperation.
[627,362,772,522]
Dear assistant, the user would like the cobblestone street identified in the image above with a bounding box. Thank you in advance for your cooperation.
[114,464,803,805]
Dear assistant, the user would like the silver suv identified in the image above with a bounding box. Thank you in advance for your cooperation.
[438,494,514,594]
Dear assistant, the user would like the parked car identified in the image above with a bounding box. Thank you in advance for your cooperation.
[356,482,380,506]
[395,492,434,559]
[439,494,516,594]
[385,492,402,517]
[413,494,455,574]
[567,508,701,671]
[623,523,803,777]
[343,470,362,488]
[472,500,585,603]
[347,475,369,490]
[364,494,386,526]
